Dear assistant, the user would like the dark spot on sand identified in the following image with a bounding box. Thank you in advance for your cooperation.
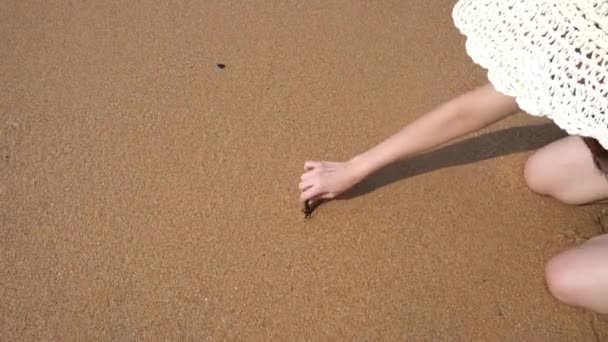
[597,213,608,233]
[303,200,326,219]
[1,147,8,161]
[217,63,226,69]
[303,200,313,219]
[493,300,506,319]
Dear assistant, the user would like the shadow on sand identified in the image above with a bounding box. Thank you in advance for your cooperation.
[340,122,567,200]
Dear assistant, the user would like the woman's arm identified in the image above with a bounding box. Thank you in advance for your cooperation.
[350,83,520,177]
[300,83,520,205]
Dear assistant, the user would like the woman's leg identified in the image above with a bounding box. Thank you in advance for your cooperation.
[524,135,608,205]
[545,234,608,314]
[524,135,608,313]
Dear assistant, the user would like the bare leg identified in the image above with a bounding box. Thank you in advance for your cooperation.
[524,136,608,313]
[524,136,608,205]
[545,234,608,314]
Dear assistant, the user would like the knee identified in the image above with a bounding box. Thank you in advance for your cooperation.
[524,153,551,196]
[524,154,581,205]
[545,254,584,306]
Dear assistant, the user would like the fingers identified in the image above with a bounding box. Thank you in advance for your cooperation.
[304,161,322,171]
[301,160,332,180]
[298,178,315,191]
[300,187,336,206]
[308,193,332,206]
[300,185,324,204]
[300,160,338,208]
[300,168,319,181]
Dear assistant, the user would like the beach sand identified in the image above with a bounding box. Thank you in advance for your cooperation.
[2,0,608,339]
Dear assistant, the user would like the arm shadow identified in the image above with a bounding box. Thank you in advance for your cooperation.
[339,123,567,200]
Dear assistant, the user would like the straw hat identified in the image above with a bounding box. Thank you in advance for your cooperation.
[453,0,608,149]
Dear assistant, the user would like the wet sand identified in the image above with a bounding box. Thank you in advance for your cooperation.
[2,0,608,339]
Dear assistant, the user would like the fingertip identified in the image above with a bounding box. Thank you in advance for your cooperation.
[300,185,319,203]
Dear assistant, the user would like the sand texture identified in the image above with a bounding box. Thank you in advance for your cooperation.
[2,0,608,340]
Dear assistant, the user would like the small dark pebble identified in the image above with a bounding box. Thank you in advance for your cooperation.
[217,63,226,69]
[303,201,313,219]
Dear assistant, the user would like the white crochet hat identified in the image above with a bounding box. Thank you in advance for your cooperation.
[453,0,608,149]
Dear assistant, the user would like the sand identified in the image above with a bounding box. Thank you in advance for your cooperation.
[2,0,608,340]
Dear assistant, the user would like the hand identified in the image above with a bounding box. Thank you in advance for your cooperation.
[298,160,366,207]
